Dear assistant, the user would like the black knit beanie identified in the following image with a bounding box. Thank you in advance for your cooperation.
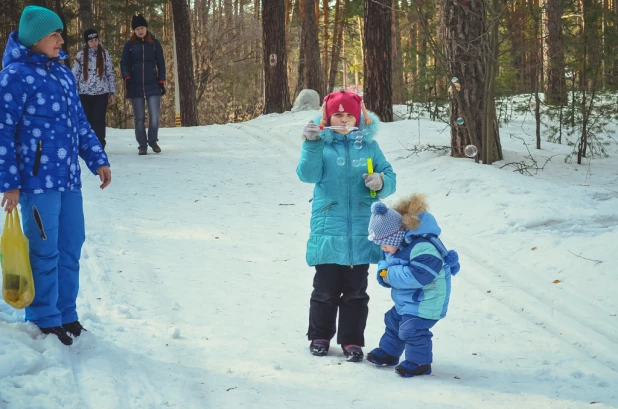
[84,28,98,43]
[131,14,148,30]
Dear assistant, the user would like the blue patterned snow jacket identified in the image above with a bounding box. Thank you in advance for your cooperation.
[297,113,396,266]
[377,197,459,320]
[0,31,109,194]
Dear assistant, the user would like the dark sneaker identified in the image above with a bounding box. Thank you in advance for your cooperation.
[62,320,86,337]
[138,147,147,155]
[395,361,432,377]
[367,348,399,366]
[342,344,364,362]
[309,339,330,356]
[150,143,161,153]
[41,326,73,346]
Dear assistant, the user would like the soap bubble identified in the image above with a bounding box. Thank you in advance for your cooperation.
[359,158,367,166]
[464,145,478,158]
[456,117,464,125]
[352,159,360,167]
[354,141,363,150]
[451,77,459,84]
[413,102,422,112]
[336,157,346,166]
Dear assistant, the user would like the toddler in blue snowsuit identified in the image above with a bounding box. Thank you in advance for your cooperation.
[366,194,460,377]
[0,6,111,345]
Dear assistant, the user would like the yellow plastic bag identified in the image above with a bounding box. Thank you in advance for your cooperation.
[1,210,35,309]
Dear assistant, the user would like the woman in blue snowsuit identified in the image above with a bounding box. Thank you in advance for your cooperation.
[120,14,166,155]
[0,6,112,345]
[297,90,396,361]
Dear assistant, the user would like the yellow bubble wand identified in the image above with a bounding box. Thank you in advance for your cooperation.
[367,158,377,197]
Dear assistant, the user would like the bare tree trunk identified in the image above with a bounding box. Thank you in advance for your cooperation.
[406,2,418,95]
[418,10,428,93]
[263,0,292,113]
[171,0,199,126]
[434,0,447,100]
[328,0,347,94]
[301,0,324,98]
[322,0,329,85]
[392,0,405,104]
[529,0,542,149]
[77,0,93,31]
[444,0,501,162]
[364,0,392,122]
[545,0,566,104]
[296,21,306,95]
[53,0,69,63]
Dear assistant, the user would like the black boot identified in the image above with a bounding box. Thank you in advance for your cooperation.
[63,320,86,337]
[150,143,161,153]
[367,348,399,366]
[138,147,147,155]
[309,339,330,356]
[342,345,364,362]
[395,361,432,377]
[41,326,73,346]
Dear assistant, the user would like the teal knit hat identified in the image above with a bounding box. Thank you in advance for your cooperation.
[18,6,64,48]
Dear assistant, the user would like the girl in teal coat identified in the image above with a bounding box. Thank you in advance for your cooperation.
[297,90,396,361]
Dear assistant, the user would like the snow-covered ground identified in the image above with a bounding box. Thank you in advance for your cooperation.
[1,105,617,409]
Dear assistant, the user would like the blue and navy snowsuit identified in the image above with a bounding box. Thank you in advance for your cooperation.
[0,31,110,328]
[377,211,459,365]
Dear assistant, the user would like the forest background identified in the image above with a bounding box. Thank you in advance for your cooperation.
[1,0,617,168]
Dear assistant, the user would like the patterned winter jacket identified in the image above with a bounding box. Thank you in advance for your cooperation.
[0,31,110,194]
[378,212,453,320]
[296,113,396,266]
[120,36,165,99]
[71,46,117,96]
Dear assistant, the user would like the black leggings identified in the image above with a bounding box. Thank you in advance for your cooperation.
[79,93,109,149]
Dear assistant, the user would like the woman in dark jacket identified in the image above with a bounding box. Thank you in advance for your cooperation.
[120,14,166,155]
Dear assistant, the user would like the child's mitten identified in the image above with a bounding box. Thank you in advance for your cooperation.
[362,173,384,191]
[303,122,321,141]
[376,261,391,288]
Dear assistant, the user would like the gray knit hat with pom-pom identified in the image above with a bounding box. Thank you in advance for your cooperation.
[368,202,406,247]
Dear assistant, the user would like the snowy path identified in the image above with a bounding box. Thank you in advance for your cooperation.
[1,111,617,408]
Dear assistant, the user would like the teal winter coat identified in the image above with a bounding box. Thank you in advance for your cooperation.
[297,113,396,266]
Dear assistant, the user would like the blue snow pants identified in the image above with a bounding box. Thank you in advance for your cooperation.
[378,306,438,365]
[18,190,85,329]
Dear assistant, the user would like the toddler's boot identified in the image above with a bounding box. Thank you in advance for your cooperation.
[366,348,399,366]
[395,360,432,377]
[63,320,86,337]
[40,326,73,346]
[309,339,330,356]
[342,344,364,362]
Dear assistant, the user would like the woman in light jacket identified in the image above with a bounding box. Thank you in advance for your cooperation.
[71,28,116,149]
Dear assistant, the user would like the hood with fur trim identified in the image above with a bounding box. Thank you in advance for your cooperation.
[392,194,442,238]
[312,112,380,145]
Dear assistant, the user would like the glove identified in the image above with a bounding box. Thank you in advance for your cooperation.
[159,83,166,96]
[363,173,384,191]
[303,122,321,141]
